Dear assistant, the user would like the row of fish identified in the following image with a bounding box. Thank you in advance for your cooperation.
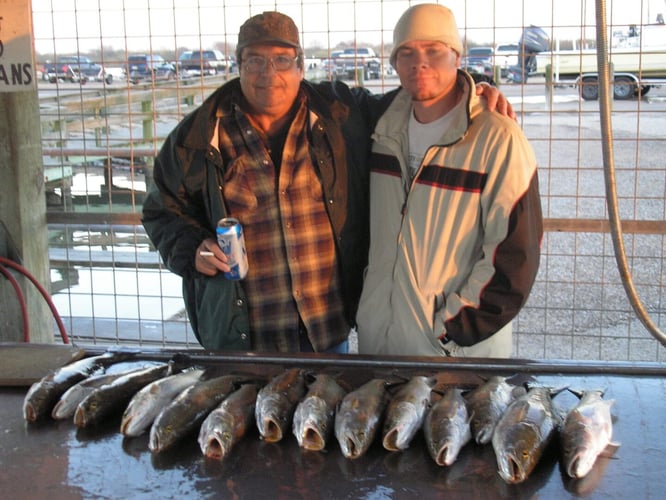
[22,353,619,485]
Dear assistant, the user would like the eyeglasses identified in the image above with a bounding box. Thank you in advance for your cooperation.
[243,55,299,74]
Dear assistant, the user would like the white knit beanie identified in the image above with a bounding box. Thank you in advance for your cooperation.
[390,4,463,66]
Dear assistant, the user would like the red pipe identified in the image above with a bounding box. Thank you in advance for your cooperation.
[0,256,69,344]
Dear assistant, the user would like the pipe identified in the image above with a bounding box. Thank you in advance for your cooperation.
[0,257,69,344]
[0,264,30,342]
[594,0,666,346]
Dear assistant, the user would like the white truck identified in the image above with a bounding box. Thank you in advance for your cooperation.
[534,23,666,100]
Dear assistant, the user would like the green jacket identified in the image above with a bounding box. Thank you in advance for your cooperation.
[142,78,383,350]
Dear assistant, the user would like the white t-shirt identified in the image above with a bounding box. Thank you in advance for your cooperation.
[407,87,468,178]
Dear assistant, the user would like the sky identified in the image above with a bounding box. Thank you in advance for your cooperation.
[29,0,665,56]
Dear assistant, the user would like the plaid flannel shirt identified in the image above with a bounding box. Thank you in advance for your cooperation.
[216,92,348,351]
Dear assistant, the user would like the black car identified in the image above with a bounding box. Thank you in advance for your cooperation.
[125,54,176,84]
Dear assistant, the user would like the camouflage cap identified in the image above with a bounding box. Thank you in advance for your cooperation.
[237,11,301,56]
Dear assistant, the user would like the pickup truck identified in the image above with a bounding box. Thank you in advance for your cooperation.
[333,48,382,80]
[44,55,113,84]
[178,49,236,76]
[530,23,666,100]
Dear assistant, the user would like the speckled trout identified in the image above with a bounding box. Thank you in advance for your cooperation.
[198,383,258,460]
[255,368,306,443]
[464,376,526,445]
[335,378,389,459]
[74,363,171,428]
[149,374,244,453]
[23,351,136,422]
[423,388,472,466]
[561,389,620,479]
[382,375,435,451]
[121,368,205,437]
[292,373,347,451]
[492,386,564,484]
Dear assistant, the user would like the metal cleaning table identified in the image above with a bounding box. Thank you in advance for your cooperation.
[1,344,664,499]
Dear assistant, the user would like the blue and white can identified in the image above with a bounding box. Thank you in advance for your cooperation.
[216,218,249,280]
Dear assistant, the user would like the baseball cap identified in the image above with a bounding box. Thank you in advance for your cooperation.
[236,11,301,58]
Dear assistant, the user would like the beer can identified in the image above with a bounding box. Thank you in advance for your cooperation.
[216,218,249,280]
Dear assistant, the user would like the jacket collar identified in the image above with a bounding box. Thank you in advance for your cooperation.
[180,78,339,152]
[375,69,482,147]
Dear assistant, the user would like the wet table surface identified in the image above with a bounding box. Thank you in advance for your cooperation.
[1,348,665,499]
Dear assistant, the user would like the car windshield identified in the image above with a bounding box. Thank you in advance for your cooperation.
[469,48,493,56]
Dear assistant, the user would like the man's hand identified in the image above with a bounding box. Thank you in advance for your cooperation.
[195,237,230,276]
[475,82,516,120]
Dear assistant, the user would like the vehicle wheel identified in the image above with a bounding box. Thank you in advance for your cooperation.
[613,76,634,100]
[580,77,599,101]
[633,85,651,97]
[105,74,113,85]
[49,77,57,83]
[167,71,175,81]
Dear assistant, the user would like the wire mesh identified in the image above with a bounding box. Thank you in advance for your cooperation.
[32,0,666,361]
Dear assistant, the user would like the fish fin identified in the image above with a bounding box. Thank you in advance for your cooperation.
[567,387,584,399]
[511,385,528,399]
[510,400,531,420]
[551,385,569,398]
[304,371,318,385]
[600,442,621,458]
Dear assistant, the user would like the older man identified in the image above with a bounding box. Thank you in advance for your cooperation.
[357,4,543,358]
[143,11,510,353]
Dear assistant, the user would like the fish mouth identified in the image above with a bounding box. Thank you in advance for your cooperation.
[203,436,227,460]
[261,418,283,443]
[567,455,582,478]
[73,407,87,428]
[148,428,163,453]
[341,435,363,459]
[475,426,494,445]
[499,454,527,484]
[435,445,452,467]
[119,417,131,435]
[382,428,401,451]
[566,451,592,479]
[300,426,326,451]
[23,403,36,422]
[120,416,140,437]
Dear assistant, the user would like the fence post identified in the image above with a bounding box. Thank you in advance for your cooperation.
[545,64,553,111]
[142,99,153,144]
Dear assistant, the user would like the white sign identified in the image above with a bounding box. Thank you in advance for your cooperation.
[0,0,36,92]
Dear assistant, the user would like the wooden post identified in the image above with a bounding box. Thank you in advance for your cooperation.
[493,65,502,87]
[0,0,55,343]
[0,93,54,344]
[545,64,553,111]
